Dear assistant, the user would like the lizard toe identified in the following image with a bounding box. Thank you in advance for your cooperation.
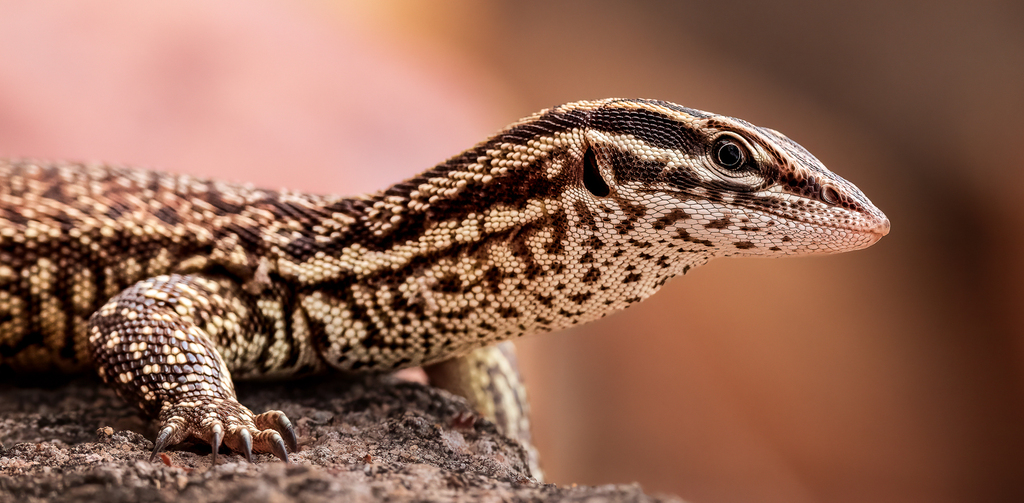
[254,410,298,452]
[155,396,295,464]
[222,425,292,463]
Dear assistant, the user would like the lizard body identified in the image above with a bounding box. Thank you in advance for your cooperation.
[0,98,888,467]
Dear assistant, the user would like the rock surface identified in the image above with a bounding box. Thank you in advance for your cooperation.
[0,374,680,502]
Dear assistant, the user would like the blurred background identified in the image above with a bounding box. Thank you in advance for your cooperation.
[0,1,1021,501]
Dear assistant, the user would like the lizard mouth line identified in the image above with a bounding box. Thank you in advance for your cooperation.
[647,188,889,236]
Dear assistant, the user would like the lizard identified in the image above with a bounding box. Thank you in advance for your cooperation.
[0,98,889,471]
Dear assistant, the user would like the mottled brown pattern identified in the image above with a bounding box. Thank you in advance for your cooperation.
[0,98,888,464]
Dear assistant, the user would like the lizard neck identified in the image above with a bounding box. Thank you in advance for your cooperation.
[274,139,709,371]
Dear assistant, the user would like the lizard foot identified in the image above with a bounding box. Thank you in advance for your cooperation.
[87,274,300,465]
[149,396,296,464]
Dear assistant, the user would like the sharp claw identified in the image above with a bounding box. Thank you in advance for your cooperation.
[239,428,253,463]
[150,426,174,462]
[278,417,298,453]
[211,424,224,466]
[270,433,289,463]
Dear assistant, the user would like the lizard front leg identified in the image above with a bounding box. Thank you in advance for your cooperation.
[87,274,297,463]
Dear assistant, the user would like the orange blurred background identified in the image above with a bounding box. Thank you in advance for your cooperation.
[1,1,1022,502]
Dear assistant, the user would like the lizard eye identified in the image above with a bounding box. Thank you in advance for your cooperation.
[713,138,747,170]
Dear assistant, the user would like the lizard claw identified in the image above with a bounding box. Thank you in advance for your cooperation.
[150,425,176,462]
[152,397,297,463]
[210,423,224,465]
[269,433,289,463]
[282,422,298,453]
[237,428,253,463]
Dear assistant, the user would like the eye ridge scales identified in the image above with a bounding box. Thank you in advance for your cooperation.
[0,98,889,473]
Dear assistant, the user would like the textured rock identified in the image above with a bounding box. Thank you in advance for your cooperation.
[0,374,681,502]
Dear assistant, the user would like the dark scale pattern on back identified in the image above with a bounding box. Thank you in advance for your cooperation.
[0,98,889,463]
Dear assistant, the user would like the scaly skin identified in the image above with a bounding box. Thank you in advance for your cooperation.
[0,98,889,467]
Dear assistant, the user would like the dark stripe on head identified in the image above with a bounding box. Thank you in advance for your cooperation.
[500,109,589,144]
[590,106,705,153]
[605,148,757,195]
[631,99,711,119]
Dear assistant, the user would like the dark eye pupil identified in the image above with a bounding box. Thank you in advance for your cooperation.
[716,141,744,169]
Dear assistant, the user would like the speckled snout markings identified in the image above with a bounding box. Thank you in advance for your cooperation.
[0,98,888,468]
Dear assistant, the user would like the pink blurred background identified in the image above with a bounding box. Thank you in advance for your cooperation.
[1,1,1022,502]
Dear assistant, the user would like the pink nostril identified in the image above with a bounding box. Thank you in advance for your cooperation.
[821,185,841,206]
